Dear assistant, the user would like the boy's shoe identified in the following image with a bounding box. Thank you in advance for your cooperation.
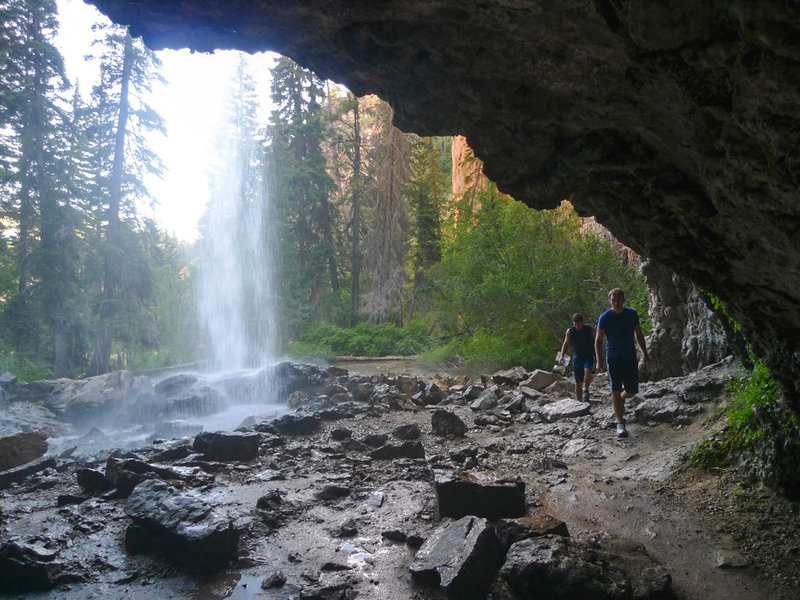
[616,421,628,438]
[583,389,591,402]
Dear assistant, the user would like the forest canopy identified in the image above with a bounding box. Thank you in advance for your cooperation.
[0,1,646,380]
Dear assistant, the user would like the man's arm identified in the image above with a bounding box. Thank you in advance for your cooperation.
[557,329,571,362]
[595,328,606,371]
[635,326,650,368]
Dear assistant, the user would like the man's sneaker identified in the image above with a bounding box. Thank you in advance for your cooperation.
[583,389,591,402]
[616,421,628,438]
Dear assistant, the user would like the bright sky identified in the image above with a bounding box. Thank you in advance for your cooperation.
[54,0,275,242]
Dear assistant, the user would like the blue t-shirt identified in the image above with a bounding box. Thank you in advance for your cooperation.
[597,307,639,360]
[569,325,594,359]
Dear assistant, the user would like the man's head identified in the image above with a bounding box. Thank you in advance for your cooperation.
[608,288,626,313]
[572,313,584,329]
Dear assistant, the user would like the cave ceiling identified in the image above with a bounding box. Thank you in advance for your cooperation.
[88,0,800,400]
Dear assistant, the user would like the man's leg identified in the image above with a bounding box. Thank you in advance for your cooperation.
[611,390,625,422]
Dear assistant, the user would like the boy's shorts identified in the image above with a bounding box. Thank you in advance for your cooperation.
[573,355,595,383]
[607,356,639,393]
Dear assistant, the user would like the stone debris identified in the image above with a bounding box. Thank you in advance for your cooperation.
[0,358,751,598]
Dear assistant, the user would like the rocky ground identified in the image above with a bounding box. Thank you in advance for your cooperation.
[0,359,798,599]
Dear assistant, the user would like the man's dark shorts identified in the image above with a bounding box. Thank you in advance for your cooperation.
[573,355,595,383]
[607,356,638,393]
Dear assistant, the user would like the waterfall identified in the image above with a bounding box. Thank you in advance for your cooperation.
[193,61,280,405]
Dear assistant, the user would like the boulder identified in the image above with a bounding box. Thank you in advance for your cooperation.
[396,372,420,395]
[470,385,499,411]
[409,515,502,600]
[431,409,468,437]
[192,431,261,462]
[369,441,426,460]
[0,538,81,593]
[500,535,672,600]
[0,432,48,471]
[492,366,529,385]
[76,467,114,493]
[270,414,320,436]
[435,470,526,521]
[495,514,570,552]
[392,423,421,440]
[521,370,559,391]
[537,398,591,422]
[124,478,238,571]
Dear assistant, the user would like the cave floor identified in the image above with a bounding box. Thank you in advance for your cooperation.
[3,378,799,600]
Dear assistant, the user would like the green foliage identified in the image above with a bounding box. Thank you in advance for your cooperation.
[419,327,553,372]
[289,323,433,358]
[0,340,52,382]
[688,360,800,472]
[429,193,647,372]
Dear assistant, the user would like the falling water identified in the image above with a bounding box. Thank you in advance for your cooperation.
[192,63,281,410]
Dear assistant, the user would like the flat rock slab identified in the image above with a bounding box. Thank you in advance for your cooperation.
[500,534,672,600]
[435,470,525,520]
[0,457,57,491]
[496,514,570,551]
[409,515,502,600]
[124,478,238,571]
[537,398,591,422]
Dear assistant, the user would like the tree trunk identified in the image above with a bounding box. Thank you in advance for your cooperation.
[29,9,69,376]
[90,31,133,375]
[350,98,361,327]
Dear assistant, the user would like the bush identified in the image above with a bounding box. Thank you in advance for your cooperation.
[688,360,800,497]
[289,323,433,358]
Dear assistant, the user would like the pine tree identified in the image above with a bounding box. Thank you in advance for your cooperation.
[0,0,73,375]
[266,56,336,336]
[85,24,165,375]
[362,101,412,325]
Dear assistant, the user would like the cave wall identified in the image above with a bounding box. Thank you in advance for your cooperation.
[88,0,800,407]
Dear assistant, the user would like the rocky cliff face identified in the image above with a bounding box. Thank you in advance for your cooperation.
[88,0,800,406]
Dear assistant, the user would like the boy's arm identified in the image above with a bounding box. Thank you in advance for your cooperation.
[595,329,606,371]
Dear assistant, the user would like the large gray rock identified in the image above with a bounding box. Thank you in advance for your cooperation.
[409,516,502,599]
[431,409,468,437]
[192,431,261,462]
[0,432,48,471]
[124,478,238,571]
[521,370,559,392]
[500,535,671,600]
[537,398,591,422]
[14,371,149,422]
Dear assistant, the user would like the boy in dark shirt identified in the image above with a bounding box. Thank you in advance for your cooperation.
[558,313,596,403]
[595,288,650,438]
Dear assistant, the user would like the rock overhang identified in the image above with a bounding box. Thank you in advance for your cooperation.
[88,0,800,404]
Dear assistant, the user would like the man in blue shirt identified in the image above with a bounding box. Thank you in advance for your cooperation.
[595,288,650,438]
[558,313,596,403]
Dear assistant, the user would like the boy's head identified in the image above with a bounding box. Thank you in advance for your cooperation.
[572,313,584,329]
[608,288,626,312]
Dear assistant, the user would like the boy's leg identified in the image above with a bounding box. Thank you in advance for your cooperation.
[573,356,584,402]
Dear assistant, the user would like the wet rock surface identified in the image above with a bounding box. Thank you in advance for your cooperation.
[0,359,798,599]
